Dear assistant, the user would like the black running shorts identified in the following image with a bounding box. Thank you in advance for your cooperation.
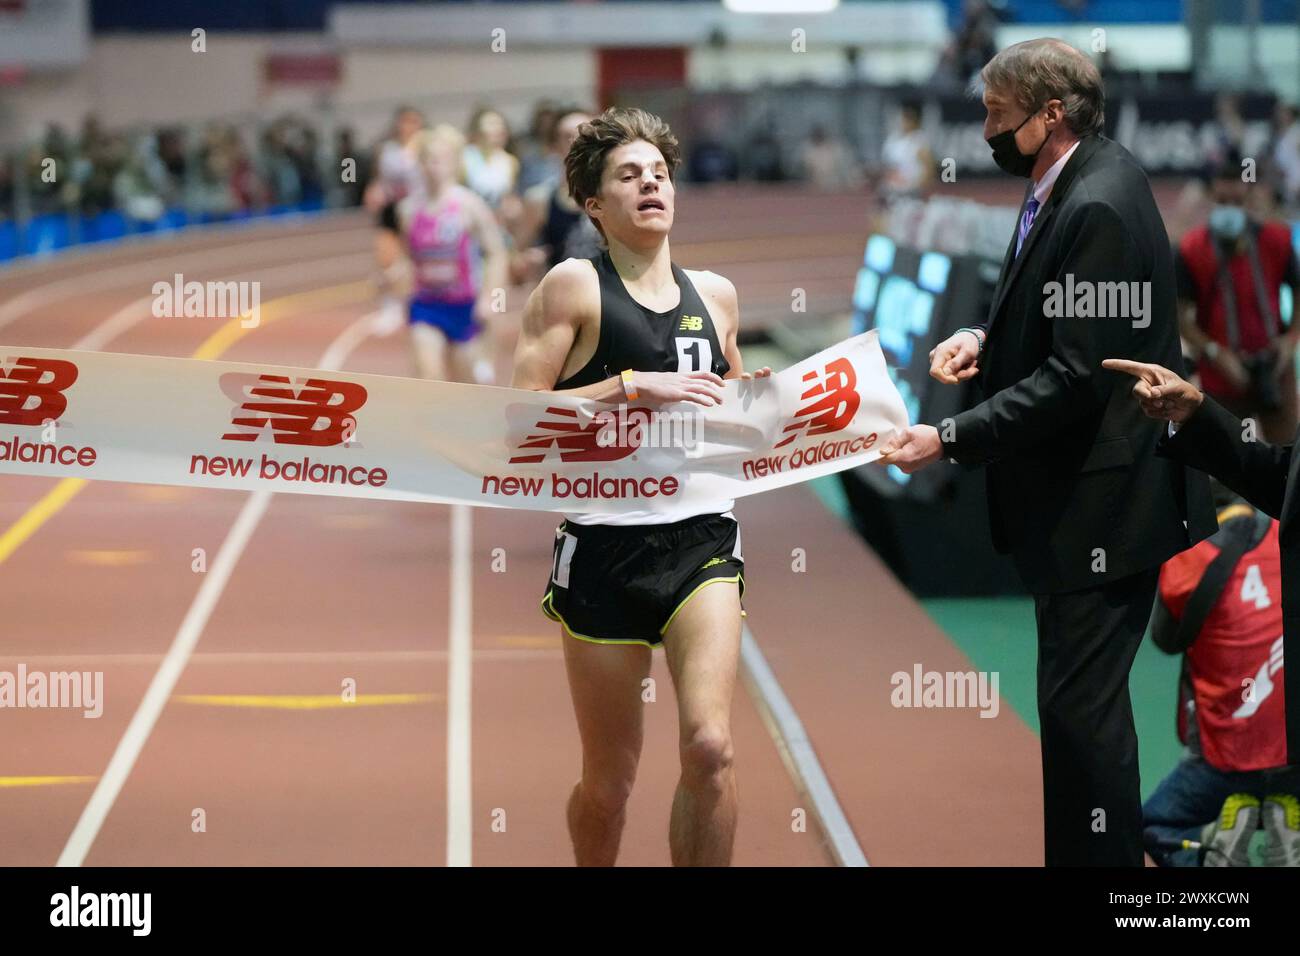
[540,512,746,647]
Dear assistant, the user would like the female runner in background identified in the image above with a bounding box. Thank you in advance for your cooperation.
[392,124,508,383]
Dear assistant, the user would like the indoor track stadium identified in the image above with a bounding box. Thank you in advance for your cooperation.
[1,0,1298,920]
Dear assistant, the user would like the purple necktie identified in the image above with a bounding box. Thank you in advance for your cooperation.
[1015,197,1040,257]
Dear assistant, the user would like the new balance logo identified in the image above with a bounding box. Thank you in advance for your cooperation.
[0,357,78,426]
[679,315,704,332]
[219,373,367,447]
[773,357,860,448]
[508,406,639,464]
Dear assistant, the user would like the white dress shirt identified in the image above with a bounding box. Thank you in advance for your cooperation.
[1031,138,1081,207]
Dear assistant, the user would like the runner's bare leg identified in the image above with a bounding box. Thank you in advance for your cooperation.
[663,580,742,866]
[561,632,652,865]
[409,322,449,380]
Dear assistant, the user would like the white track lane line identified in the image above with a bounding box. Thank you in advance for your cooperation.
[447,502,473,867]
[0,225,362,334]
[74,252,369,351]
[55,309,384,867]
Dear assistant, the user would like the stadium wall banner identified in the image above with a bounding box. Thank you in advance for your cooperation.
[928,89,1278,176]
[0,331,909,514]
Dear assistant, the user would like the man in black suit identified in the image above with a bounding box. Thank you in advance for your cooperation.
[879,38,1217,865]
[1102,359,1300,771]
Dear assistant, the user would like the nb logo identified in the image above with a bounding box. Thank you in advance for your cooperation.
[507,405,640,464]
[0,357,79,427]
[774,357,861,449]
[678,315,704,332]
[219,373,367,447]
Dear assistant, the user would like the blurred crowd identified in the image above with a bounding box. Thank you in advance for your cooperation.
[0,98,868,238]
[0,114,349,225]
[2,88,1298,254]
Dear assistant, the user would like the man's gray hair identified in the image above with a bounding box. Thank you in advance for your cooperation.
[976,38,1105,136]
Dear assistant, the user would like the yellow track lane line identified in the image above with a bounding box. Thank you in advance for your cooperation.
[173,692,440,710]
[0,477,86,565]
[191,280,371,360]
[496,635,561,648]
[67,549,153,566]
[0,279,373,568]
[0,776,97,789]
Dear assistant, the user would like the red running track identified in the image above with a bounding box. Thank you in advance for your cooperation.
[0,189,1042,866]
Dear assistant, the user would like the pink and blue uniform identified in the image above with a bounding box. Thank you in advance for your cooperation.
[406,193,481,343]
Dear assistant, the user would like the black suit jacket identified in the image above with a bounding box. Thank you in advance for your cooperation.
[943,134,1216,593]
[1160,396,1300,763]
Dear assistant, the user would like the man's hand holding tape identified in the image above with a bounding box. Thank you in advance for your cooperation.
[874,327,985,474]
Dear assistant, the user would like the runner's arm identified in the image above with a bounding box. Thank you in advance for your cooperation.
[510,260,626,402]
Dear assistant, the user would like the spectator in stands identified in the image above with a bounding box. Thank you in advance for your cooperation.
[798,124,863,191]
[463,106,519,211]
[73,117,109,214]
[686,102,740,184]
[113,132,170,228]
[28,124,72,214]
[69,117,118,218]
[515,99,562,193]
[878,101,934,204]
[464,105,523,242]
[156,127,188,186]
[1175,150,1300,443]
[259,123,301,207]
[1208,93,1249,169]
[196,124,260,218]
[1269,101,1300,213]
[743,124,786,182]
[687,133,739,184]
[195,125,234,217]
[333,126,367,208]
[1143,479,1300,867]
[934,0,1000,87]
[284,117,323,206]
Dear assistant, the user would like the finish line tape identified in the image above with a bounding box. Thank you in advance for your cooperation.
[0,331,908,514]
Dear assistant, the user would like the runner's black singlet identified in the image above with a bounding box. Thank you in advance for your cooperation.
[555,249,734,525]
[554,249,731,390]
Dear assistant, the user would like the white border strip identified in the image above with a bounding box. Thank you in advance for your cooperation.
[446,503,473,867]
[739,623,868,867]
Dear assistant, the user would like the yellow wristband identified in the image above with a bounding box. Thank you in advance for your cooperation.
[621,368,638,401]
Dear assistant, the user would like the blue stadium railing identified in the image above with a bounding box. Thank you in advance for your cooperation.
[0,199,329,265]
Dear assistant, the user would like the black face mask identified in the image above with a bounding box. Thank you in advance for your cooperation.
[986,108,1049,178]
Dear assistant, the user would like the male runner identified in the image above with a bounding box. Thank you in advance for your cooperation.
[510,106,771,866]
